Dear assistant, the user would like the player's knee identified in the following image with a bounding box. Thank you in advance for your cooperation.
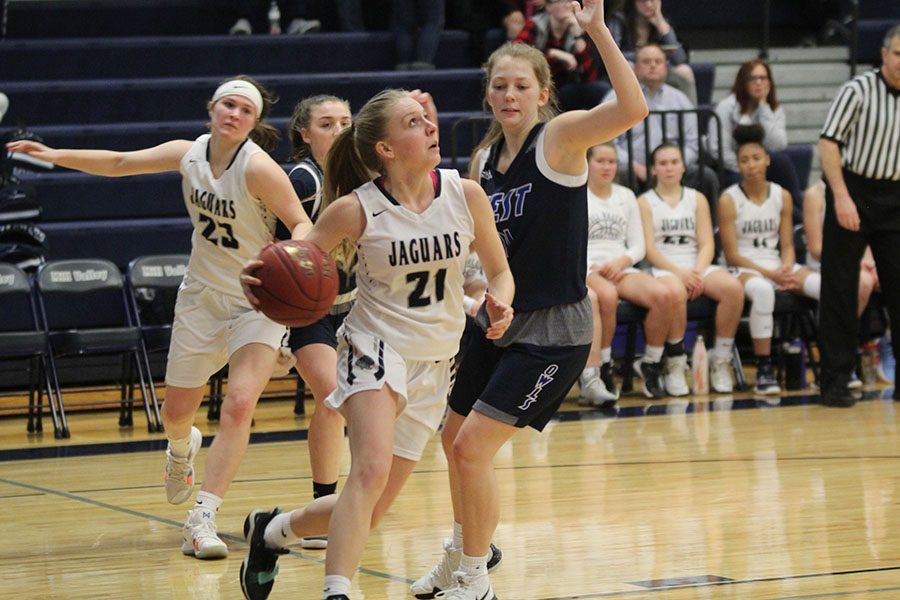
[648,284,672,310]
[350,457,391,496]
[859,270,875,298]
[219,391,258,425]
[745,277,775,314]
[597,285,618,314]
[722,277,746,308]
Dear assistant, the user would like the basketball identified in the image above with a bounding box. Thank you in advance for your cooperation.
[251,240,339,327]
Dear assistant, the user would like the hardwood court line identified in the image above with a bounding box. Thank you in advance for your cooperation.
[534,566,900,599]
[0,474,414,585]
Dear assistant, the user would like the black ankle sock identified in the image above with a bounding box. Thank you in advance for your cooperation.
[665,340,685,356]
[313,481,338,500]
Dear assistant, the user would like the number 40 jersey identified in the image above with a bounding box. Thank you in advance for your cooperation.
[345,169,475,362]
[180,134,278,299]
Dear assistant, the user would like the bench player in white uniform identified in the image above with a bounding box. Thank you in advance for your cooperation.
[718,125,820,394]
[580,141,674,402]
[237,89,514,600]
[638,143,745,394]
[9,77,313,558]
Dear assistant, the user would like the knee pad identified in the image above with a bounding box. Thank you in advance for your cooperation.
[744,277,775,338]
[802,272,821,301]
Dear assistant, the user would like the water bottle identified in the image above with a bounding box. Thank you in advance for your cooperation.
[268,1,281,34]
[861,340,879,385]
[691,335,709,395]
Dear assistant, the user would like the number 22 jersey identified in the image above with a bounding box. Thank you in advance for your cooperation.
[344,169,475,361]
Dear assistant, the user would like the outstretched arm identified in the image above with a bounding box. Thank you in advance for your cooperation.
[5,139,190,177]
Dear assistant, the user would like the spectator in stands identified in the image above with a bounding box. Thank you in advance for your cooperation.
[803,178,876,389]
[638,143,744,394]
[229,0,321,35]
[581,141,675,402]
[503,0,547,39]
[6,76,313,559]
[799,0,854,47]
[708,59,804,219]
[392,0,446,70]
[513,0,610,110]
[276,95,354,550]
[717,125,820,395]
[607,0,696,103]
[604,43,716,201]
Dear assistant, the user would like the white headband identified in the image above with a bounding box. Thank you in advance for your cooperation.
[211,80,264,117]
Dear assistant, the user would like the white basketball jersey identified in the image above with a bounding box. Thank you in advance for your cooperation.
[344,169,474,361]
[648,187,699,269]
[180,134,278,298]
[586,183,638,266]
[727,182,783,269]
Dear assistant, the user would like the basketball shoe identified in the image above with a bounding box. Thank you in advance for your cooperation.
[300,535,327,549]
[578,368,616,406]
[435,571,498,600]
[663,354,690,396]
[633,358,665,399]
[411,541,503,599]
[710,356,734,393]
[240,508,289,600]
[165,426,202,504]
[182,507,228,559]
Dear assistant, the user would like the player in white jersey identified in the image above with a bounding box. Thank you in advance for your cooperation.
[580,142,674,402]
[638,143,744,394]
[8,76,314,558]
[718,125,819,394]
[237,89,514,600]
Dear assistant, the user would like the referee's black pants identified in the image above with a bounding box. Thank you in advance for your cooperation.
[820,170,900,391]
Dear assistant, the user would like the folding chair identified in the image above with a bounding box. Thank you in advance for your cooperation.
[126,254,190,432]
[36,258,159,433]
[0,262,67,437]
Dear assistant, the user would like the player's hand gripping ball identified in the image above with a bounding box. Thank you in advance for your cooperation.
[251,240,338,327]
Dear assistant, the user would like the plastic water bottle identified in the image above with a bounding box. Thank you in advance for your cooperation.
[268,1,281,34]
[692,335,709,395]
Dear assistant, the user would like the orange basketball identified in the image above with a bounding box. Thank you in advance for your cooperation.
[251,240,339,327]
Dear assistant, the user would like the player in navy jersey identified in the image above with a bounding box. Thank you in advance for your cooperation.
[411,2,648,598]
[237,88,514,600]
[274,95,354,549]
[9,76,313,558]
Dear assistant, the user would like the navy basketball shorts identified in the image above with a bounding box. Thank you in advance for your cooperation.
[288,311,347,352]
[449,336,591,431]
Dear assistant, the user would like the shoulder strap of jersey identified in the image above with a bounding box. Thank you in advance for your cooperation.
[288,160,323,218]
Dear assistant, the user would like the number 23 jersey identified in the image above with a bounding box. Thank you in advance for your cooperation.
[180,134,278,299]
[345,169,474,361]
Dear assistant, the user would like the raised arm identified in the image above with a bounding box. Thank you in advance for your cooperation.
[5,139,191,177]
[543,0,649,174]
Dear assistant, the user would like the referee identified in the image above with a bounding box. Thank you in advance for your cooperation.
[819,24,900,407]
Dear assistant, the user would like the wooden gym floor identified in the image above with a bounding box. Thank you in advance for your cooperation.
[1,381,899,599]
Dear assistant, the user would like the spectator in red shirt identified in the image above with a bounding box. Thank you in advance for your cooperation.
[514,0,610,110]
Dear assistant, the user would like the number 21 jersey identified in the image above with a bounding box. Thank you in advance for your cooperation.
[345,169,474,361]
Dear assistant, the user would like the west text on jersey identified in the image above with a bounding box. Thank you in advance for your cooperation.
[190,188,237,219]
[388,232,462,267]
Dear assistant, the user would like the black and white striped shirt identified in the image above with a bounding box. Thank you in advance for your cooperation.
[820,69,900,181]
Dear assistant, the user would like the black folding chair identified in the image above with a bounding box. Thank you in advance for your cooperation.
[126,254,190,432]
[36,258,159,433]
[0,262,66,437]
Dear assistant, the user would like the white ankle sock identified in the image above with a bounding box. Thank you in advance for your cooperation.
[264,510,299,548]
[322,575,351,598]
[644,345,664,363]
[459,551,489,576]
[452,521,464,549]
[193,491,222,513]
[600,347,612,364]
[713,337,735,360]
